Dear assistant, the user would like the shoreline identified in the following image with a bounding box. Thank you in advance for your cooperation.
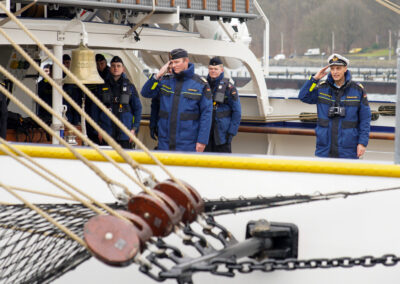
[271,57,397,69]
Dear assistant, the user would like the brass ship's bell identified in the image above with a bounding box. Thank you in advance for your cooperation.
[63,44,104,85]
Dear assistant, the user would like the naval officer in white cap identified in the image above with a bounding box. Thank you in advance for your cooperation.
[298,53,371,159]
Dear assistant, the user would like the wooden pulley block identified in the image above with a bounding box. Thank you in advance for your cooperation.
[169,179,204,214]
[84,215,140,267]
[127,190,181,237]
[154,179,203,223]
[115,210,153,247]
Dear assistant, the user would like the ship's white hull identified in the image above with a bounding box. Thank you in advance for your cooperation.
[1,148,400,283]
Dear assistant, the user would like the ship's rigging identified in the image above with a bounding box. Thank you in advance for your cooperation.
[0,1,400,283]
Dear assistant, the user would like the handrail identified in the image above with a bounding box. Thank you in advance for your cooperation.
[3,144,400,178]
[238,125,395,140]
[22,0,257,19]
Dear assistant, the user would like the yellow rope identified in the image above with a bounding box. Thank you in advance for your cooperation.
[0,3,190,197]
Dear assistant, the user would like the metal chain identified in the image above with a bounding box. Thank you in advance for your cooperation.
[222,254,400,274]
[201,215,236,247]
[138,227,400,282]
[139,251,400,282]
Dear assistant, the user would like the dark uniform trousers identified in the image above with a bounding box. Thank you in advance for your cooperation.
[205,128,231,153]
[0,91,7,139]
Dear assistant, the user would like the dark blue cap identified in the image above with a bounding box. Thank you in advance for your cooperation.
[63,54,71,61]
[170,48,188,60]
[209,57,223,66]
[96,53,106,62]
[110,56,123,64]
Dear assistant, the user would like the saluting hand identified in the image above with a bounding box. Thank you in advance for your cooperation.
[155,61,171,80]
[313,65,330,81]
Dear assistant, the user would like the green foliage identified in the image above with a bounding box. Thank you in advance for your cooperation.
[371,43,380,50]
[353,48,391,57]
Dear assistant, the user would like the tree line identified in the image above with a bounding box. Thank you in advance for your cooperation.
[247,0,400,58]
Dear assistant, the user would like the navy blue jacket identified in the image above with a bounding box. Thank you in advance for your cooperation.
[141,63,213,151]
[299,71,371,159]
[150,96,160,130]
[37,78,52,123]
[0,89,7,139]
[207,72,241,145]
[63,83,82,125]
[92,74,142,141]
[149,74,172,131]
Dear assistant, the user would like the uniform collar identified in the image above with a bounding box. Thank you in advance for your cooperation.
[173,62,194,80]
[327,70,352,88]
[109,73,125,85]
[207,72,224,88]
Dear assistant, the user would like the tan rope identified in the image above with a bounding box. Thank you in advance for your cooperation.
[0,3,190,196]
[0,84,133,210]
[0,28,164,201]
[376,0,400,14]
[0,0,37,27]
[0,96,135,223]
[0,141,106,215]
[0,63,155,199]
[384,0,400,9]
[9,186,74,201]
[0,181,87,248]
[0,138,126,214]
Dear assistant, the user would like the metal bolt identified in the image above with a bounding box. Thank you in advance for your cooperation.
[144,212,150,219]
[105,232,113,240]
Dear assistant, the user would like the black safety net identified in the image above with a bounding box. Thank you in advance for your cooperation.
[0,203,120,284]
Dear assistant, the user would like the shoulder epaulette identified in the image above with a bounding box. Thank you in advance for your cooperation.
[192,74,208,85]
[350,81,364,92]
[318,80,327,86]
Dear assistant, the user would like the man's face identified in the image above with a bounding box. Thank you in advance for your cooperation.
[170,58,189,74]
[97,60,107,72]
[208,65,224,79]
[63,60,71,69]
[330,65,347,82]
[43,68,50,75]
[110,62,124,77]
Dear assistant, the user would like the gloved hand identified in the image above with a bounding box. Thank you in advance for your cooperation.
[150,126,158,140]
[226,134,233,144]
